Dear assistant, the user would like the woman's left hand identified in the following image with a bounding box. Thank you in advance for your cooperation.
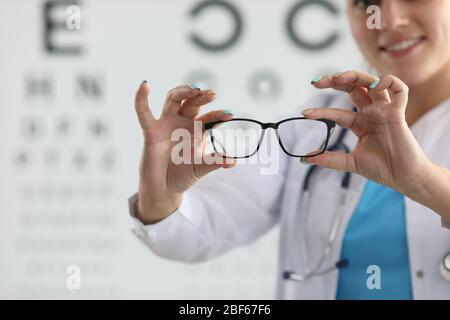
[303,70,434,196]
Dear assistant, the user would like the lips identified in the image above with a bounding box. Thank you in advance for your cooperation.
[379,36,426,57]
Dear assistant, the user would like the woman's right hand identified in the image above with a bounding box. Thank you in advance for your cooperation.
[134,81,235,225]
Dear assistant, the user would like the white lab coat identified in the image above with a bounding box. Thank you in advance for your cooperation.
[129,92,450,300]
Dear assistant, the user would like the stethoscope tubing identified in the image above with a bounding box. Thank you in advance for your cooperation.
[285,127,351,281]
[284,106,450,284]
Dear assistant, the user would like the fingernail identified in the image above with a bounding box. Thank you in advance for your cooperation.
[300,157,313,166]
[190,84,201,90]
[223,109,233,115]
[206,89,216,95]
[311,76,323,85]
[369,79,380,89]
[302,109,315,116]
[141,80,148,85]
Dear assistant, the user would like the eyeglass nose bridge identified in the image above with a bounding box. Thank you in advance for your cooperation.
[258,123,283,149]
[261,122,278,130]
[259,123,280,143]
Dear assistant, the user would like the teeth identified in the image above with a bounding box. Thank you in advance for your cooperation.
[386,39,420,52]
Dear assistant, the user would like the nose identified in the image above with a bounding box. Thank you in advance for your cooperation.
[380,1,410,31]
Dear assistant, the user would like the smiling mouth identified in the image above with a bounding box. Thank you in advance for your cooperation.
[379,36,426,56]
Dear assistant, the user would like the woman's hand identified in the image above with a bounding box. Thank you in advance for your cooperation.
[134,82,235,224]
[304,70,433,194]
[304,70,450,220]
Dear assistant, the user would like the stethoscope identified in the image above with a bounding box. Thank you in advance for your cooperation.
[282,124,450,282]
[441,251,450,282]
[284,126,352,281]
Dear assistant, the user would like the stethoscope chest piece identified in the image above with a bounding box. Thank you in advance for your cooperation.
[441,251,450,282]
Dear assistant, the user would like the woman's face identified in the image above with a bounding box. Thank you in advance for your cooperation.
[347,0,450,86]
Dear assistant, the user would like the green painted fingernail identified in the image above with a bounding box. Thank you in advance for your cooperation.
[300,157,313,166]
[369,79,380,89]
[311,76,323,85]
[223,109,233,115]
[190,84,200,90]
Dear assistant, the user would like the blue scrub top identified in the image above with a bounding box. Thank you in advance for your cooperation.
[336,180,413,300]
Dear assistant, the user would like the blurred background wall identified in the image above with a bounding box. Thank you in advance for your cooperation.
[0,0,363,299]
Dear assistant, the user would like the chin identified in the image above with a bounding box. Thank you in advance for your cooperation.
[403,74,432,86]
[372,60,432,86]
[388,68,428,86]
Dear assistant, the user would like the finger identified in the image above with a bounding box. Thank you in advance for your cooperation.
[302,107,359,133]
[371,74,409,109]
[135,81,155,130]
[331,83,373,109]
[304,151,357,173]
[349,86,372,109]
[313,71,389,103]
[162,85,202,116]
[346,72,391,103]
[179,90,217,118]
[196,109,235,129]
[313,71,376,90]
[193,153,236,179]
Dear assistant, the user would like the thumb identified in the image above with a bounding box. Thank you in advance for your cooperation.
[135,81,155,131]
[305,151,356,173]
[193,154,236,179]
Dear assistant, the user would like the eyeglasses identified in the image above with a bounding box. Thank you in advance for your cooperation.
[204,118,336,159]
